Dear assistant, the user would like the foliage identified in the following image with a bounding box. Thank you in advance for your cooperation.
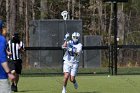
[126,31,140,44]
[1,0,140,67]
[1,0,140,43]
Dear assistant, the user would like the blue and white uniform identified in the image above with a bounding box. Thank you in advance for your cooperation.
[63,40,82,63]
[62,32,82,76]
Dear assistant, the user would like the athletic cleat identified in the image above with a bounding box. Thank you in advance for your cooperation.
[14,86,18,92]
[11,84,15,91]
[74,82,78,89]
[11,84,18,92]
[62,89,66,93]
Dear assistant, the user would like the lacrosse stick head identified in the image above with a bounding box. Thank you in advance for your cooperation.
[61,11,68,20]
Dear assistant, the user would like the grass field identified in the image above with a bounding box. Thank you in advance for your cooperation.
[16,75,140,93]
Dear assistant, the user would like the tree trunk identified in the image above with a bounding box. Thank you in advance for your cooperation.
[118,3,125,43]
[108,3,113,44]
[104,3,107,36]
[67,0,70,19]
[90,0,96,35]
[31,0,35,20]
[6,0,10,37]
[40,0,48,19]
[10,0,16,34]
[25,0,29,68]
[72,0,75,20]
[0,0,3,11]
[96,0,103,34]
[78,0,81,19]
[19,0,24,17]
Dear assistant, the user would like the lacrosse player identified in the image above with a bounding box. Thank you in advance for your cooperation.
[61,32,82,93]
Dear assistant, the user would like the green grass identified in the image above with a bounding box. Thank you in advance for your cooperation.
[22,67,109,74]
[22,67,140,75]
[16,75,140,93]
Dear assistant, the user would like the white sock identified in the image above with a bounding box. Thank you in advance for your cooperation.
[63,86,66,90]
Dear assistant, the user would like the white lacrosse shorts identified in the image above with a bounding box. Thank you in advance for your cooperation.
[63,62,79,76]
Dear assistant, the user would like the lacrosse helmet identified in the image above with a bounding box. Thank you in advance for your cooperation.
[72,32,80,43]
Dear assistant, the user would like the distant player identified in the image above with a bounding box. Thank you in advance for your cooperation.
[61,32,82,93]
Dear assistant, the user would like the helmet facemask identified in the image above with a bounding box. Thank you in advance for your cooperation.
[72,32,80,43]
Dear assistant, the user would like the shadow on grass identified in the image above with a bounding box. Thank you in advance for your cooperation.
[72,91,100,93]
[18,90,45,92]
[18,90,100,93]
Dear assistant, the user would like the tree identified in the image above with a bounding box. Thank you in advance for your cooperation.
[10,0,16,35]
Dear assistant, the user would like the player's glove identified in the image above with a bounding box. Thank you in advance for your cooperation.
[64,32,70,41]
[68,47,72,52]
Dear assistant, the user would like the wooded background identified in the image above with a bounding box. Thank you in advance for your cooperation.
[0,0,140,67]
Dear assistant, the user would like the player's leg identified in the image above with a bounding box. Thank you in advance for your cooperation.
[15,74,19,84]
[7,60,16,91]
[63,72,70,86]
[62,62,71,93]
[62,72,70,93]
[14,59,22,92]
[70,75,78,89]
[70,63,79,89]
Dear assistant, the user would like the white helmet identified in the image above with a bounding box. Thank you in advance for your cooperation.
[72,32,80,43]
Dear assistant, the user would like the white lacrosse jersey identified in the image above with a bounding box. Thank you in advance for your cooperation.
[63,40,82,63]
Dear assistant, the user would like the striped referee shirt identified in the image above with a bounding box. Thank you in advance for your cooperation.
[7,40,24,60]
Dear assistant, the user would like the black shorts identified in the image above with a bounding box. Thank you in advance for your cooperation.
[8,59,22,74]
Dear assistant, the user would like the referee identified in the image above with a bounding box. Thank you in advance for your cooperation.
[7,32,24,92]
